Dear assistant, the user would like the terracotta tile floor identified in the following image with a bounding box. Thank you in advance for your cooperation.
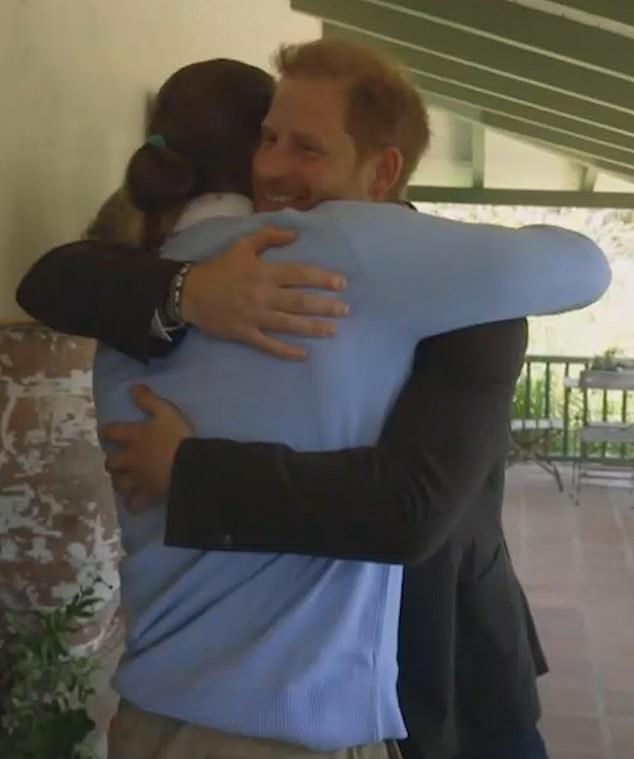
[505,464,634,759]
[89,464,634,758]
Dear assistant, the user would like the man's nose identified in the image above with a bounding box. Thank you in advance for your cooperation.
[256,143,292,181]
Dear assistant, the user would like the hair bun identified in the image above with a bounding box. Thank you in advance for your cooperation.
[125,143,195,214]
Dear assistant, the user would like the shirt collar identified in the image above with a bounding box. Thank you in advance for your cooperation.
[174,193,254,231]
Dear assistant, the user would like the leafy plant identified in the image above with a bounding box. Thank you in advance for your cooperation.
[511,358,634,460]
[0,583,103,759]
[512,374,548,419]
[591,346,624,370]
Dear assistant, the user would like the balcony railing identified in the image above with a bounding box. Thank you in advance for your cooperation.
[513,354,634,462]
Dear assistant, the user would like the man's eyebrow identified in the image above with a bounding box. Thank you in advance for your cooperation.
[292,130,325,146]
[260,123,326,148]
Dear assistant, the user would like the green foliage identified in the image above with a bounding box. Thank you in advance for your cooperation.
[513,374,547,419]
[512,360,634,459]
[591,346,624,370]
[0,584,103,759]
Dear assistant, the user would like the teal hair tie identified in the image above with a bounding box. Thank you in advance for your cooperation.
[146,134,166,148]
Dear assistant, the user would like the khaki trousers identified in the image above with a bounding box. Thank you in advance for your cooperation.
[108,700,403,759]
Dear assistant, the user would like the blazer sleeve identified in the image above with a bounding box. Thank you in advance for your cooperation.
[15,241,184,363]
[164,319,528,564]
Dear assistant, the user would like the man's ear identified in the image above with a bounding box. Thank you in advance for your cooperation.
[369,147,404,201]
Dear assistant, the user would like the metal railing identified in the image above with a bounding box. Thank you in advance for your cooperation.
[513,354,634,462]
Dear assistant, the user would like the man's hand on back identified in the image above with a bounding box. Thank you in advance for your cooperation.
[102,385,192,513]
[181,227,349,360]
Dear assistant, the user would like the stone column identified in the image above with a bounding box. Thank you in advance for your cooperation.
[0,323,120,650]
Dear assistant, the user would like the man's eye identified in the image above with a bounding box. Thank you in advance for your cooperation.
[300,143,322,154]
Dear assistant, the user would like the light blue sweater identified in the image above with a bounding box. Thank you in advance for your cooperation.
[93,201,609,750]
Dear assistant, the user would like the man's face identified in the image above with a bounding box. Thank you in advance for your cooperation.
[253,76,382,212]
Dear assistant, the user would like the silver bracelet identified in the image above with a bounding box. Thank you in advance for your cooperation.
[166,262,194,325]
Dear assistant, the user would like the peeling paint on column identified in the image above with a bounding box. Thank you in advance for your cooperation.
[0,325,121,648]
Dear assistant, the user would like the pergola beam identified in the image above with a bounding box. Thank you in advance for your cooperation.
[322,24,634,138]
[390,0,634,79]
[292,0,634,113]
[424,93,634,182]
[421,92,634,177]
[482,112,634,174]
[408,70,634,155]
[552,0,634,26]
[407,186,634,208]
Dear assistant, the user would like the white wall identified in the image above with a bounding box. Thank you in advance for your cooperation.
[1,0,319,322]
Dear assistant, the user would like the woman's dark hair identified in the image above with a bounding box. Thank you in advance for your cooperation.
[125,59,274,217]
